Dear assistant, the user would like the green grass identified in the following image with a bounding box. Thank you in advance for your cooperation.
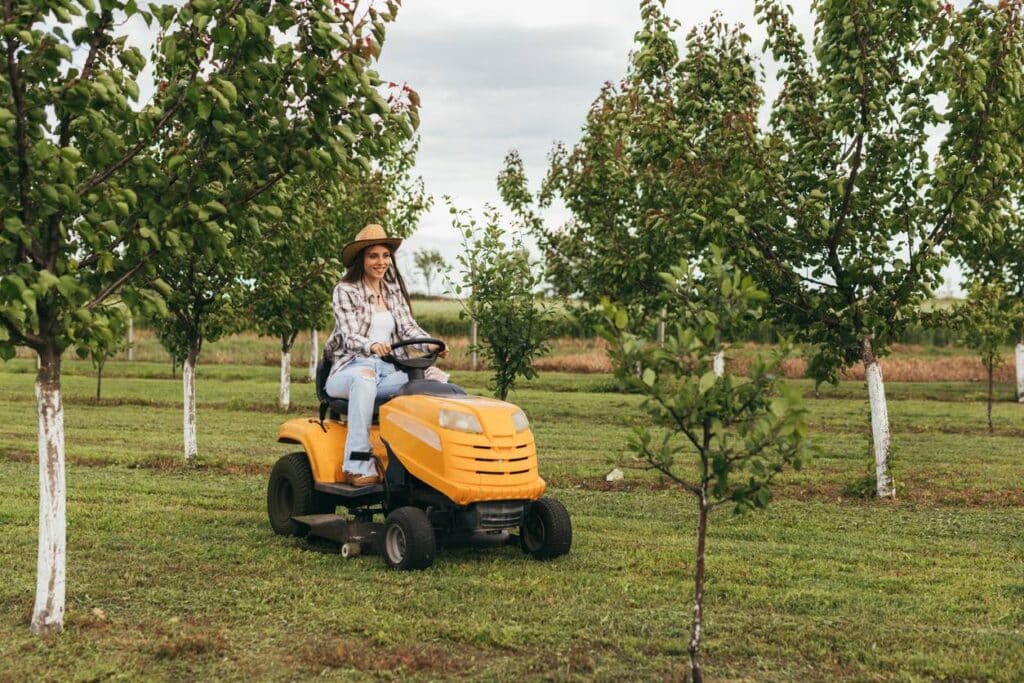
[1,359,1023,680]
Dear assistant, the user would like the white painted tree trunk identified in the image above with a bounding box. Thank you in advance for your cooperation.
[657,318,665,347]
[126,315,133,361]
[862,337,894,498]
[32,350,66,635]
[183,349,198,462]
[308,329,318,381]
[1015,341,1024,403]
[712,350,725,378]
[280,350,291,410]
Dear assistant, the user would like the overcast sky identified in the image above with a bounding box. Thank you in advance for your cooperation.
[375,0,964,295]
[375,1,815,291]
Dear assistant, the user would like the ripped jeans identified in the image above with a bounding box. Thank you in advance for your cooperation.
[324,356,409,476]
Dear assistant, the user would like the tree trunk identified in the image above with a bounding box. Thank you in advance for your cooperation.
[308,328,318,381]
[688,488,709,683]
[657,317,665,347]
[32,345,66,635]
[95,360,103,401]
[862,337,894,498]
[126,315,133,361]
[987,361,994,434]
[712,350,725,378]
[183,343,199,463]
[280,336,292,411]
[470,320,478,371]
[1015,340,1024,403]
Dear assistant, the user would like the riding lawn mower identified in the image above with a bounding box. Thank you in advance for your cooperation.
[267,338,572,570]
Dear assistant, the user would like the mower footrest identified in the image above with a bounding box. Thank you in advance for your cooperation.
[315,482,384,497]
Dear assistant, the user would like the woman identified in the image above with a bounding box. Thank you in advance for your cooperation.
[322,224,445,486]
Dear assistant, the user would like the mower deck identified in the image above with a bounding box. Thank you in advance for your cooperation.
[293,514,383,557]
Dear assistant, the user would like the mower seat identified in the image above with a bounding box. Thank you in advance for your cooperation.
[316,358,391,422]
[315,359,466,423]
[395,379,467,398]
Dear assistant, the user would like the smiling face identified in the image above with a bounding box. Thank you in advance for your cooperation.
[362,244,392,285]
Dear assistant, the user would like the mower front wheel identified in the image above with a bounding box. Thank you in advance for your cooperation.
[267,452,334,537]
[383,507,436,570]
[520,498,572,560]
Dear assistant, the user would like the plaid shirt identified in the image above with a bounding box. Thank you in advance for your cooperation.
[323,277,430,376]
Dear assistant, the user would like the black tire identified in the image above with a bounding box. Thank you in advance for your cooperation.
[520,498,572,560]
[267,452,334,536]
[383,507,436,570]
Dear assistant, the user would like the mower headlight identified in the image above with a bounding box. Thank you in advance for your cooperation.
[511,410,530,433]
[438,409,483,434]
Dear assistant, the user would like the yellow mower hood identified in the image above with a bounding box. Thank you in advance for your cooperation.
[380,395,546,505]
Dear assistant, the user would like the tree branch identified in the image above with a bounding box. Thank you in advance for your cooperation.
[637,444,702,496]
[86,260,148,310]
[0,309,43,348]
[76,74,195,197]
[239,166,293,207]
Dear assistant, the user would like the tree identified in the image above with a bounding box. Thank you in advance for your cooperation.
[412,248,447,297]
[499,2,763,341]
[941,282,1022,432]
[0,0,415,634]
[744,0,1024,497]
[146,1,418,460]
[952,200,1024,402]
[247,136,429,410]
[152,258,247,459]
[598,255,809,683]
[451,205,552,400]
[86,303,129,401]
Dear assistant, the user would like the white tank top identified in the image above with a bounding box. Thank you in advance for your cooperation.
[368,310,395,344]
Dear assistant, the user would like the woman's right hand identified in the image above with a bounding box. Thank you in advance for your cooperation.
[370,342,392,356]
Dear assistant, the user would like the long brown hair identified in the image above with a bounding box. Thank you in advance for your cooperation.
[342,245,414,313]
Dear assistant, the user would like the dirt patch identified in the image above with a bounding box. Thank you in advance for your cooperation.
[65,396,176,409]
[152,630,226,660]
[316,637,469,676]
[549,474,682,493]
[526,642,603,678]
[0,451,269,475]
[552,474,1024,508]
[807,421,1024,438]
[896,484,1024,508]
[2,449,34,463]
[126,456,267,476]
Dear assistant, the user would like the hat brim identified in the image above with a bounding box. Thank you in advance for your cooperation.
[342,238,403,268]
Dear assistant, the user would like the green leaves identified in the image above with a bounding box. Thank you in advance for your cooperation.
[749,0,1024,382]
[0,0,418,371]
[452,204,553,401]
[243,135,430,346]
[601,255,811,513]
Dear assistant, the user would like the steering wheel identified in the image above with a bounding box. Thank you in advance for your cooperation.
[381,337,446,373]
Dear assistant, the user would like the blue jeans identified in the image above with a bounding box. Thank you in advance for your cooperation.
[324,357,409,476]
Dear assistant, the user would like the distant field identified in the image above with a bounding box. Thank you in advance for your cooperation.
[0,360,1022,680]
[14,324,1019,384]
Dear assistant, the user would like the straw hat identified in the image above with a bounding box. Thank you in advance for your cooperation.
[342,224,403,268]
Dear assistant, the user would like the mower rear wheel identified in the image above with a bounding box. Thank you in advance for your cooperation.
[520,498,572,560]
[267,452,334,536]
[383,507,436,570]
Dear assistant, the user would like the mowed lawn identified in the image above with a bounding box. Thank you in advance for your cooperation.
[1,359,1023,681]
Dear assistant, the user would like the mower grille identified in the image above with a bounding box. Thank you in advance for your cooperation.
[475,501,525,530]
